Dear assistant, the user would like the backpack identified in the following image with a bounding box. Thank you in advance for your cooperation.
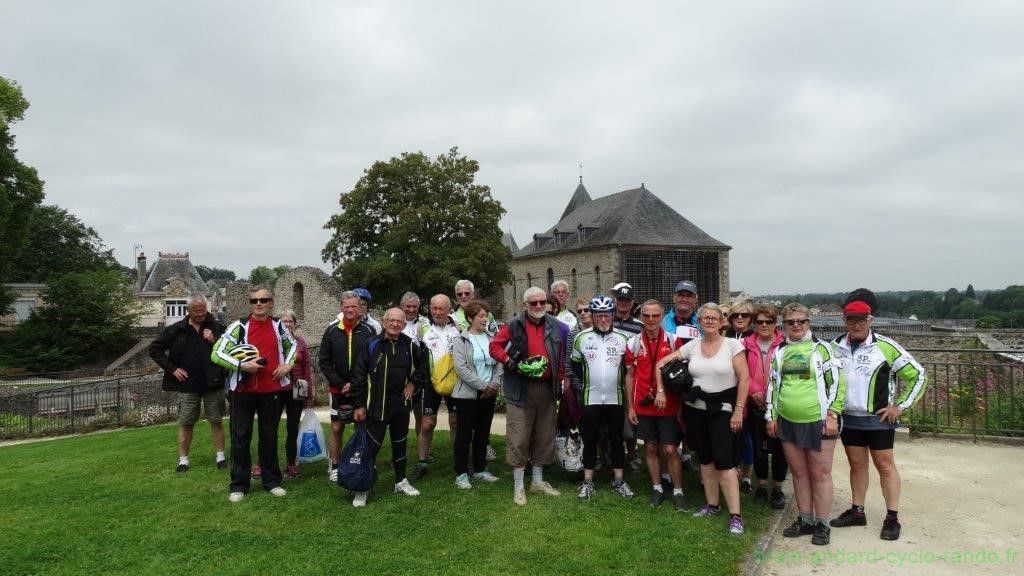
[430,353,457,395]
[338,426,377,492]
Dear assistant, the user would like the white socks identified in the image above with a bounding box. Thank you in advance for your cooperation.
[531,465,544,484]
[513,468,525,490]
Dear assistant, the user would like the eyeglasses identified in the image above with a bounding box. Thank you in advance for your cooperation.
[527,300,546,307]
[249,298,272,304]
[754,319,774,326]
[456,292,472,297]
[729,313,751,320]
[641,313,663,319]
[384,319,404,324]
[281,319,295,324]
[783,319,810,327]
[699,316,720,323]
[844,316,870,325]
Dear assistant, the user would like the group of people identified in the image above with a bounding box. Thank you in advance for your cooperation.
[149,277,926,545]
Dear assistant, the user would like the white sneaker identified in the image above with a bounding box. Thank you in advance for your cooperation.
[486,445,497,461]
[394,478,420,496]
[352,492,368,507]
[269,487,286,497]
[328,467,338,483]
[530,481,561,497]
[473,470,499,483]
[455,473,472,490]
[513,487,527,506]
[228,492,245,503]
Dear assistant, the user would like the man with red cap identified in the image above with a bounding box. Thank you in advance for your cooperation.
[830,289,927,541]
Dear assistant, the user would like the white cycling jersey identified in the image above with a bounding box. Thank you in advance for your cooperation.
[570,327,630,406]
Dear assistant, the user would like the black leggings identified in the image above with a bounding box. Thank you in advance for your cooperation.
[580,404,625,470]
[453,396,497,475]
[367,407,411,483]
[277,391,304,465]
[747,408,788,483]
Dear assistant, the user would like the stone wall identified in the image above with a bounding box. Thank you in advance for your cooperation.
[505,246,620,320]
[272,266,345,331]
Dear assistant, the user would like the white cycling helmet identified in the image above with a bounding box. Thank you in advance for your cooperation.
[589,295,615,314]
[227,343,260,363]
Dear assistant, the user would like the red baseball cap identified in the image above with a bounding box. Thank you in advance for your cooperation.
[843,301,872,317]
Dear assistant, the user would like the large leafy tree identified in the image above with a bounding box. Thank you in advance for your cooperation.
[6,204,119,282]
[195,265,237,283]
[247,265,291,287]
[0,270,139,371]
[322,147,511,305]
[0,77,45,312]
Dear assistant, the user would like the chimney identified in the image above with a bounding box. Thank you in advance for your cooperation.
[136,252,147,292]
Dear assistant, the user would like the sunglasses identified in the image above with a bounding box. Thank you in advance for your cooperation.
[527,300,546,307]
[249,298,273,304]
[641,313,663,319]
[754,319,775,326]
[456,291,472,297]
[729,313,751,319]
[783,319,810,327]
[576,309,589,314]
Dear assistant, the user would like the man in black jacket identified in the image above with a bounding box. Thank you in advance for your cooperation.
[350,308,429,507]
[148,294,226,472]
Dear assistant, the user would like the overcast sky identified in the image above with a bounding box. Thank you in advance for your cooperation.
[3,1,1022,294]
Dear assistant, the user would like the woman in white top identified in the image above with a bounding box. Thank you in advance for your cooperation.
[656,303,750,536]
[451,300,502,489]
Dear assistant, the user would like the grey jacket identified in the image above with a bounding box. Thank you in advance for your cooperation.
[452,332,502,399]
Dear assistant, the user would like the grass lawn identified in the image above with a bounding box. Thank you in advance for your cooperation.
[0,421,774,575]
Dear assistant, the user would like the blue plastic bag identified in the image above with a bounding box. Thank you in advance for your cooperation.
[296,409,327,464]
[338,426,377,492]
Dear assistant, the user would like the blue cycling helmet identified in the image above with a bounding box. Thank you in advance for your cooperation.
[589,295,615,314]
[353,287,372,302]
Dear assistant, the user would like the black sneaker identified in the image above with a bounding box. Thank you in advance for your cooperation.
[880,516,902,541]
[672,492,688,512]
[175,463,189,473]
[811,522,831,545]
[830,507,867,528]
[413,463,429,480]
[754,486,768,503]
[782,517,814,538]
[770,488,786,510]
[216,459,228,470]
[740,478,752,493]
[649,488,665,508]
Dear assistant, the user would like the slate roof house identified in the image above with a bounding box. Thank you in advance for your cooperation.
[503,181,730,316]
[134,252,214,327]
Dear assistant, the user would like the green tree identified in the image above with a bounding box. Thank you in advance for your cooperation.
[322,147,511,304]
[195,265,237,283]
[0,270,139,371]
[965,283,976,300]
[0,77,45,312]
[247,265,291,287]
[6,204,119,282]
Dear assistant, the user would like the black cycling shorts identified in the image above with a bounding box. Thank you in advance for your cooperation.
[636,415,680,446]
[840,427,895,451]
[417,385,455,417]
[329,393,355,424]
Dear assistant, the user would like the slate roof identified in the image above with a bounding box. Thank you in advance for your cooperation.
[515,185,729,258]
[140,252,210,294]
[501,232,519,253]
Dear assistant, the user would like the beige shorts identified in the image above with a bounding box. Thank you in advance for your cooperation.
[504,382,557,468]
[178,389,226,426]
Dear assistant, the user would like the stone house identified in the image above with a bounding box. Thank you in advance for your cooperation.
[134,252,215,327]
[503,181,730,316]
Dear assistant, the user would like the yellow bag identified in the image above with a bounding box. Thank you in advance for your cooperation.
[431,353,457,395]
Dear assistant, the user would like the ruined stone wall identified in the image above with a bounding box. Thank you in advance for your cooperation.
[272,266,345,331]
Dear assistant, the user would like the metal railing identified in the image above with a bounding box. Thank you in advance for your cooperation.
[1,345,1021,441]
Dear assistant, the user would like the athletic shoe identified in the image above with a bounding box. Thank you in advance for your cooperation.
[830,507,867,527]
[880,516,902,541]
[352,491,368,507]
[729,515,745,536]
[612,480,634,499]
[251,465,261,479]
[285,464,301,478]
[176,463,189,473]
[485,445,497,461]
[740,478,752,493]
[513,487,527,506]
[783,517,814,538]
[811,522,831,545]
[394,478,420,496]
[472,471,499,483]
[692,504,721,518]
[455,474,472,490]
[578,481,595,501]
[529,481,561,497]
[673,492,688,512]
[770,488,786,510]
[269,487,286,497]
[649,488,665,508]
[328,466,338,483]
[228,492,244,503]
[216,459,228,470]
[754,486,768,503]
[413,463,429,480]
